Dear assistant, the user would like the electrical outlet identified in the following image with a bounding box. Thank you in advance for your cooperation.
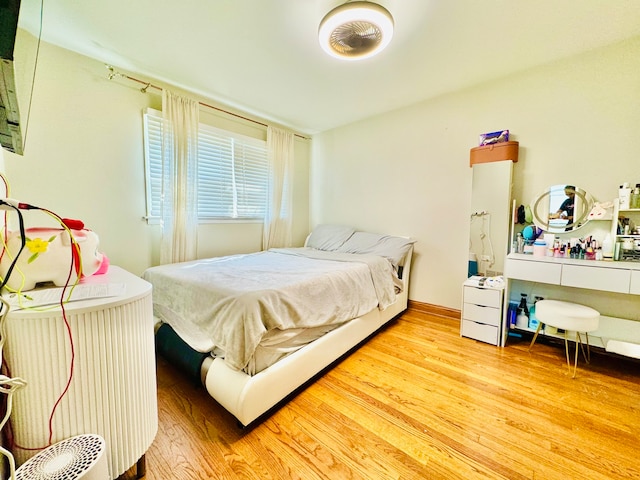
[480,255,491,261]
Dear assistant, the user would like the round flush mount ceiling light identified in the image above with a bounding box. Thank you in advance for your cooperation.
[318,2,394,61]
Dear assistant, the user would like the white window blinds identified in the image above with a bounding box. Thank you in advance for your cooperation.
[143,108,268,221]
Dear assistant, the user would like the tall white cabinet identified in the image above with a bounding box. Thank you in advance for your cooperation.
[461,142,518,345]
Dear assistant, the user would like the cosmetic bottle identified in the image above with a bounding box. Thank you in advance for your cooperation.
[614,240,622,261]
[517,293,529,318]
[516,309,529,329]
[619,183,631,209]
[528,296,544,330]
[632,184,640,209]
[508,302,518,328]
[516,232,524,254]
[533,239,546,257]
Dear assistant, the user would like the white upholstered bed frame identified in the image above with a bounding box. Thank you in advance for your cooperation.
[199,246,413,427]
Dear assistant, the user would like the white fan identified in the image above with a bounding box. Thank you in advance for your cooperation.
[15,435,109,480]
[329,19,384,56]
[318,2,394,60]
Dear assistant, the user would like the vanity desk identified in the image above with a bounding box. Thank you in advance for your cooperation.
[503,253,640,358]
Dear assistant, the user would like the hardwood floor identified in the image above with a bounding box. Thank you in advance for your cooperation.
[119,308,640,480]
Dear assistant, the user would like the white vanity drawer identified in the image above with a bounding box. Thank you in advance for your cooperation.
[461,319,499,345]
[463,303,501,326]
[629,270,640,295]
[561,264,630,294]
[463,286,500,308]
[505,258,562,284]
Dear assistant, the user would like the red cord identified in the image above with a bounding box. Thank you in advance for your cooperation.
[9,208,79,452]
[46,258,75,445]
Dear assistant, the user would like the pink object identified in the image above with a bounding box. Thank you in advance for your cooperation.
[0,227,105,291]
[94,253,110,275]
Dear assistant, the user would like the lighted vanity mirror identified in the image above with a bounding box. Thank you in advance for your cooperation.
[530,184,594,233]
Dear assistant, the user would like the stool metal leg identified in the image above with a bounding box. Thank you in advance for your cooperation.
[528,322,543,352]
[562,330,581,378]
[575,332,592,364]
[563,330,572,369]
[572,331,579,378]
[578,332,592,363]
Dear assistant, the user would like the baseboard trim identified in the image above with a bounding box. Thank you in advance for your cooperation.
[408,300,461,319]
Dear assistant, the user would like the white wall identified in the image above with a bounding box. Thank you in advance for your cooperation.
[312,36,640,309]
[0,39,311,276]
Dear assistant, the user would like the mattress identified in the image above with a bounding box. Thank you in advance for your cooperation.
[143,247,397,374]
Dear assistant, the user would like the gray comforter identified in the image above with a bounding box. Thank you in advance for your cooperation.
[143,247,396,372]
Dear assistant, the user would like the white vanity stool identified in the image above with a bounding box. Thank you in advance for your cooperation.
[528,299,600,378]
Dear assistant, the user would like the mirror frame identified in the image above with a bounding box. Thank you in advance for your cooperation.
[530,185,594,233]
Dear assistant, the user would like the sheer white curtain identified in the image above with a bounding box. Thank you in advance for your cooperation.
[262,126,294,250]
[160,89,199,264]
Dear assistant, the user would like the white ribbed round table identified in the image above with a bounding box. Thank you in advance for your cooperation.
[5,266,158,479]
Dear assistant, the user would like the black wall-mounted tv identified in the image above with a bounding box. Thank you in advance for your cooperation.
[1,0,37,156]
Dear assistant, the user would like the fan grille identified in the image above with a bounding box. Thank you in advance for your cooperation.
[16,434,106,480]
[329,20,383,56]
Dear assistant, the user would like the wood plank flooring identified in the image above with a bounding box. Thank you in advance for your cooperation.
[119,308,640,480]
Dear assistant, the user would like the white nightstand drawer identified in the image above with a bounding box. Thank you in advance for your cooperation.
[461,319,499,345]
[463,286,501,308]
[463,303,501,326]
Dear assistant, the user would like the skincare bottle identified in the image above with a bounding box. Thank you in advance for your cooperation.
[516,232,524,254]
[619,183,631,210]
[508,302,518,328]
[528,296,544,330]
[632,185,640,209]
[533,239,546,257]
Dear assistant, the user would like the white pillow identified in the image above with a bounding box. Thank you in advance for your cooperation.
[306,224,355,251]
[337,231,415,267]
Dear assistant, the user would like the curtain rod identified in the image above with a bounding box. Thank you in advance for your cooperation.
[105,65,310,140]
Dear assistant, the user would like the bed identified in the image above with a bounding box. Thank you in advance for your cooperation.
[142,225,415,426]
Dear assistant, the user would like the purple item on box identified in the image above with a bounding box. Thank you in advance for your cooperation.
[479,130,509,146]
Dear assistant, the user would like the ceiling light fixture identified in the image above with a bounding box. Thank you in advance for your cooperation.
[318,1,394,61]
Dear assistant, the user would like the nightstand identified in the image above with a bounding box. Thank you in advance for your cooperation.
[461,276,505,346]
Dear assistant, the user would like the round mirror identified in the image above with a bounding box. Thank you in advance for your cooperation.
[530,184,594,233]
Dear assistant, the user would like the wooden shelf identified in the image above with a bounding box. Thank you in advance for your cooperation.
[470,141,519,166]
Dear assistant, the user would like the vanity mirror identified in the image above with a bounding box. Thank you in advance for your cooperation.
[530,184,594,233]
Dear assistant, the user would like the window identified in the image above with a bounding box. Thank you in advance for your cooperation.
[143,108,269,222]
